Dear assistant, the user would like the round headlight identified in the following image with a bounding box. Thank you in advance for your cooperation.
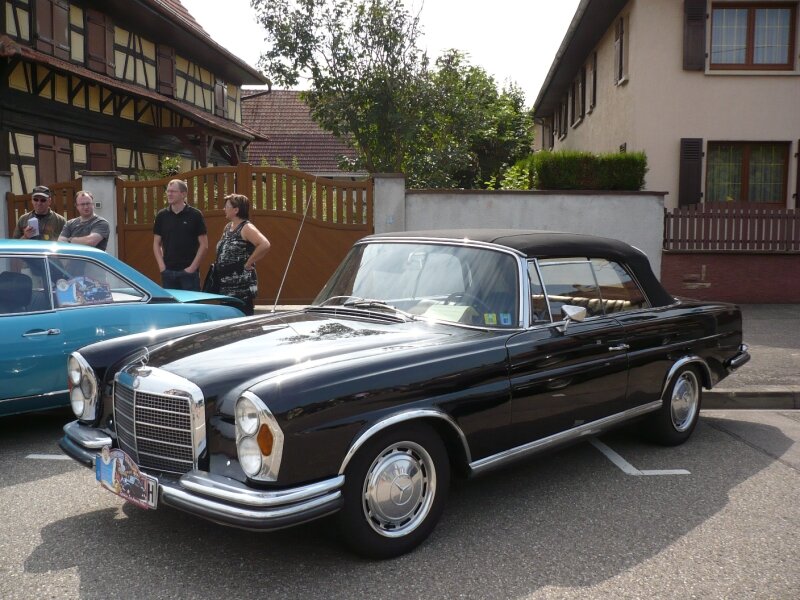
[238,436,263,477]
[68,356,82,387]
[70,387,85,417]
[235,397,259,436]
[80,375,95,399]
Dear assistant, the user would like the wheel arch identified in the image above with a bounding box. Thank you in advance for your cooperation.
[664,355,712,394]
[337,410,472,476]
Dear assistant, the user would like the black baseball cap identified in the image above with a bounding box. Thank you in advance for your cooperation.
[32,185,52,198]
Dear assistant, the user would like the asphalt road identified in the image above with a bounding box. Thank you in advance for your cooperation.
[1,409,798,600]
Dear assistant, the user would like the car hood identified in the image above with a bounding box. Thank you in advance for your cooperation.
[139,309,479,393]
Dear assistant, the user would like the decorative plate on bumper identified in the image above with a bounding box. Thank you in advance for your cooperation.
[95,446,158,509]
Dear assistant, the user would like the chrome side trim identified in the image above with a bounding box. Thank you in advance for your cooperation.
[664,355,712,390]
[178,471,344,508]
[63,420,112,449]
[0,388,68,405]
[338,409,472,475]
[468,400,662,476]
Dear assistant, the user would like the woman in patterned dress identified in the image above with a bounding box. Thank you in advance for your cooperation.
[213,194,271,315]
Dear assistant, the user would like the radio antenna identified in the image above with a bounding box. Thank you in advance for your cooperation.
[271,175,318,312]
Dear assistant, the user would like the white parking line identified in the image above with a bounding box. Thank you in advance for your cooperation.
[26,454,71,461]
[589,439,690,476]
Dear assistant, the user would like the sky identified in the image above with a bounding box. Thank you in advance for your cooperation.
[179,0,581,107]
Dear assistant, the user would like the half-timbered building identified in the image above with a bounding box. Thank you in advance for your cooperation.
[0,0,267,193]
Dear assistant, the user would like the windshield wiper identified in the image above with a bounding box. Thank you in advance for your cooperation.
[341,299,416,320]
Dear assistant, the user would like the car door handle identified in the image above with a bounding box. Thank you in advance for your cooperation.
[608,343,629,351]
[23,329,61,337]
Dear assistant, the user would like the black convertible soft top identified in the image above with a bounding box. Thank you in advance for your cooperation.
[364,229,675,307]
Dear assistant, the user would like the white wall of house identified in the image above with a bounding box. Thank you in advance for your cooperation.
[545,0,800,209]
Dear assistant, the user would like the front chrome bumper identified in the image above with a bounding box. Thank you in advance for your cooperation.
[59,421,344,531]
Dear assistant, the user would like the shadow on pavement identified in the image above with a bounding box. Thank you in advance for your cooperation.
[22,416,794,599]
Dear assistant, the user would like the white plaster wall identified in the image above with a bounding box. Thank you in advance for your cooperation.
[79,173,119,256]
[549,0,800,209]
[399,190,665,276]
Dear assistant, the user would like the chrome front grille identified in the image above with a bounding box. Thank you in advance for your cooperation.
[113,366,205,475]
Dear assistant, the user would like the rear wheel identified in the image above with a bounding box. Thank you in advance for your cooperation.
[336,423,450,559]
[646,365,702,446]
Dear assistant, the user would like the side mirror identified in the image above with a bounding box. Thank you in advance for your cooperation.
[558,304,586,333]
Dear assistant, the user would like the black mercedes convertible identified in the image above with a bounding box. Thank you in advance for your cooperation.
[60,230,750,558]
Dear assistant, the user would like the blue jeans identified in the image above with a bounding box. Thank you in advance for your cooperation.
[161,269,201,291]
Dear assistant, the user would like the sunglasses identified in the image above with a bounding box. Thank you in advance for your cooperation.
[32,198,49,202]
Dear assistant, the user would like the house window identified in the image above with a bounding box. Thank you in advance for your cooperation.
[614,16,628,84]
[710,4,796,69]
[571,67,585,126]
[706,142,789,204]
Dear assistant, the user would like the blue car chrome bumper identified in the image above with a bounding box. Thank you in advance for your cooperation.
[59,421,344,531]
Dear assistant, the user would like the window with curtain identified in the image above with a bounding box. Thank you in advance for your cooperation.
[706,142,789,204]
[710,4,796,69]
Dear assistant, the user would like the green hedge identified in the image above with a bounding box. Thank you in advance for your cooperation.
[530,151,647,191]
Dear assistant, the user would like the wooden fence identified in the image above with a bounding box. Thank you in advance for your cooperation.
[117,163,373,304]
[663,203,800,252]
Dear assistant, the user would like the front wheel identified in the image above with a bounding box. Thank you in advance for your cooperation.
[336,423,450,559]
[645,365,702,446]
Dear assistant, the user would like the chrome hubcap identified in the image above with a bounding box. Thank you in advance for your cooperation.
[671,371,699,432]
[362,441,436,538]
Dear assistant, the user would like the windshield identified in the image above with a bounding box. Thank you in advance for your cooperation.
[314,242,520,328]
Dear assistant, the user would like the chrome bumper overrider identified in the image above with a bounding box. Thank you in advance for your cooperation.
[59,421,344,531]
[727,343,751,371]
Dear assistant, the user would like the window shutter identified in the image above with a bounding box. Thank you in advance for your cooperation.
[795,139,799,203]
[683,0,706,71]
[214,80,226,117]
[34,0,68,59]
[37,134,57,186]
[86,9,114,76]
[614,18,623,82]
[590,52,597,108]
[36,134,71,185]
[678,138,703,206]
[157,45,176,97]
[87,142,113,171]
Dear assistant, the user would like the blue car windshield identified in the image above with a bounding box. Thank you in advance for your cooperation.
[314,242,520,328]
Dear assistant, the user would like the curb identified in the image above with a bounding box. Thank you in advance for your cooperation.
[704,390,800,410]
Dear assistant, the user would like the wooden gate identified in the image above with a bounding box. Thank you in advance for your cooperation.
[6,179,82,235]
[117,163,373,304]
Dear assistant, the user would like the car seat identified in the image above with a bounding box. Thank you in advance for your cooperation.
[0,271,33,314]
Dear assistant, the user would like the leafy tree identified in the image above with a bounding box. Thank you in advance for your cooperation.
[251,1,534,188]
[252,0,428,174]
[408,50,534,188]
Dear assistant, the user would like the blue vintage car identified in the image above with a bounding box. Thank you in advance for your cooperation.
[0,239,245,416]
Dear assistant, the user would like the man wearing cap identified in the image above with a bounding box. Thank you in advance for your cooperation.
[12,185,67,241]
[58,190,110,250]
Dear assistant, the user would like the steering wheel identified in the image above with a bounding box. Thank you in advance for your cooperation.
[444,292,492,314]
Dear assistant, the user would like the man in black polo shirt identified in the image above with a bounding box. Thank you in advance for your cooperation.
[152,179,208,291]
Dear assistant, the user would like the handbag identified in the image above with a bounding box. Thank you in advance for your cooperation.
[202,263,219,293]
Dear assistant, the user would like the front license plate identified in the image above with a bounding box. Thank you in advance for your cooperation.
[95,446,158,509]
